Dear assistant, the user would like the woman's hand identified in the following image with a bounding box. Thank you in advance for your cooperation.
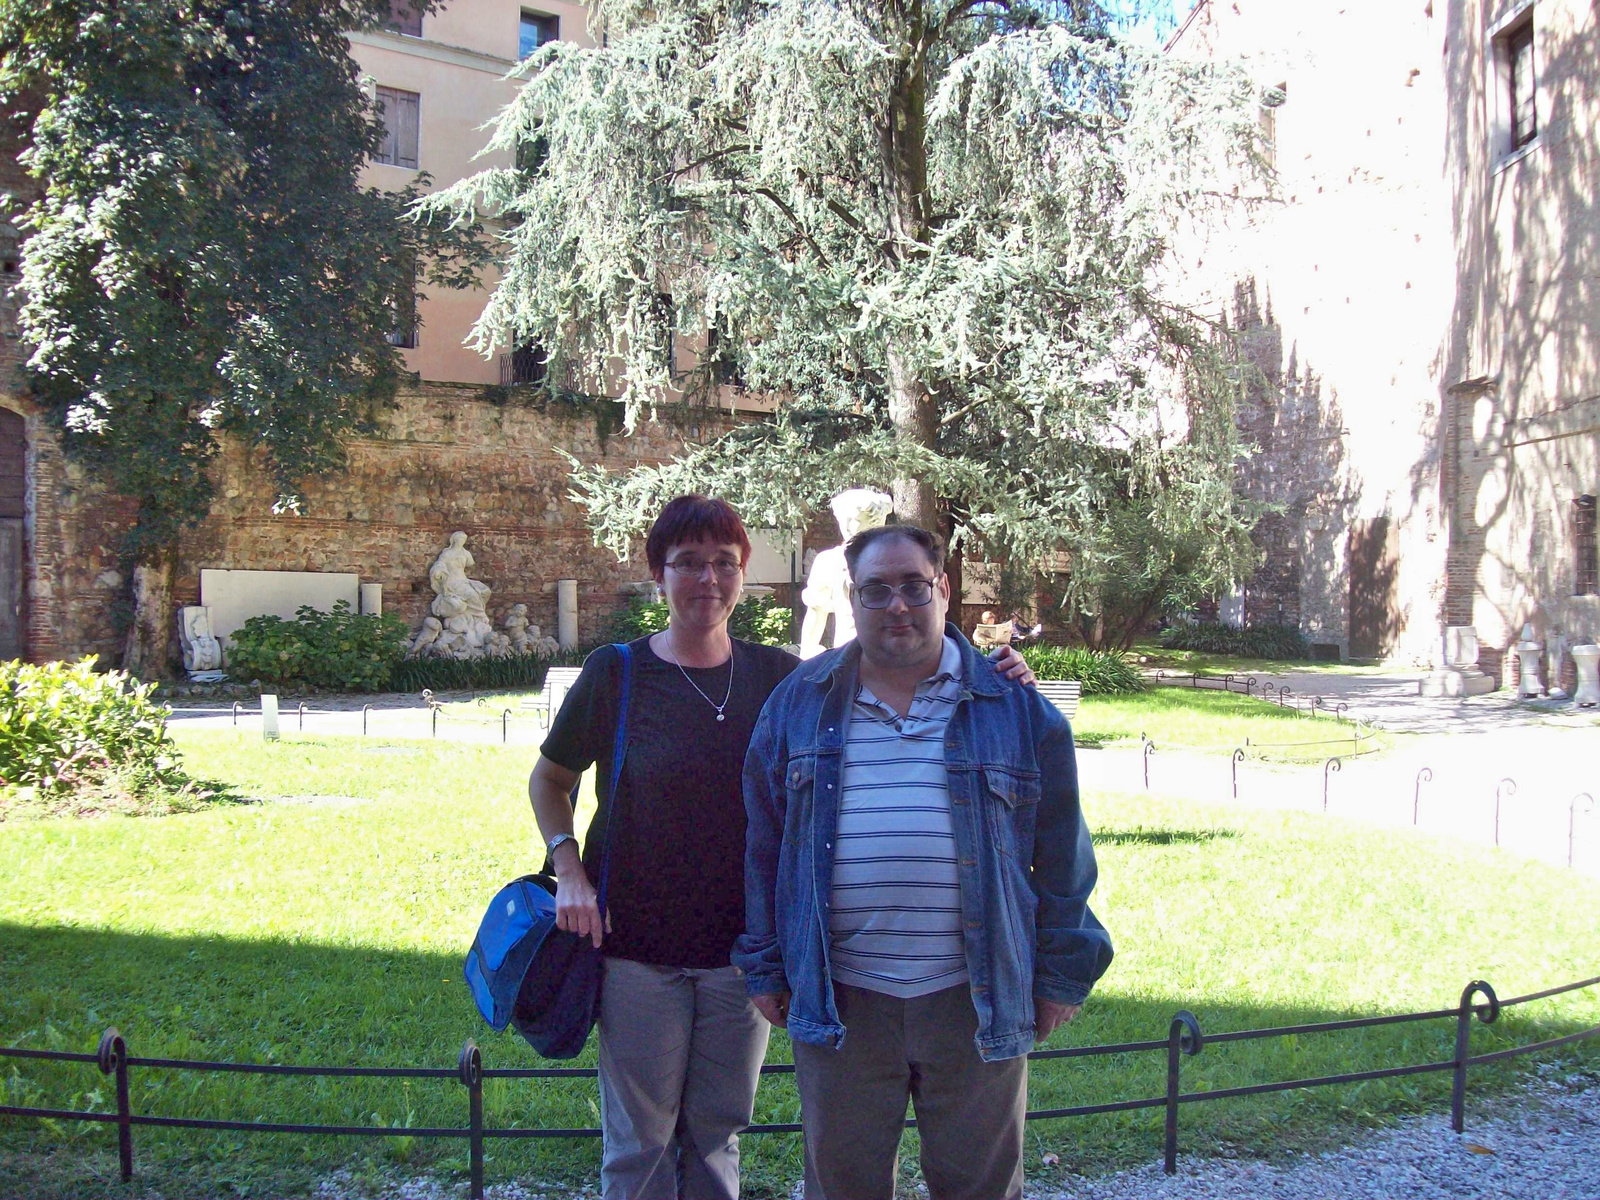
[990,644,1036,687]
[552,845,609,948]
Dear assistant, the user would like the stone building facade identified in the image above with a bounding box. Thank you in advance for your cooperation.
[1170,0,1599,678]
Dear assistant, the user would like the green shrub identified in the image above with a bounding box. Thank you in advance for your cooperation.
[226,601,411,691]
[607,596,794,648]
[389,651,571,695]
[0,657,193,800]
[1020,645,1145,695]
[1158,622,1311,660]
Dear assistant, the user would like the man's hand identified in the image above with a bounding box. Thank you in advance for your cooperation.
[990,644,1037,687]
[752,991,791,1028]
[1035,998,1081,1042]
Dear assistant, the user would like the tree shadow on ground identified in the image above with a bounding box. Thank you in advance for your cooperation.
[1,924,1595,1200]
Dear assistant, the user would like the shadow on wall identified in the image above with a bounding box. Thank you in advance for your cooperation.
[1429,0,1600,681]
[1228,278,1353,647]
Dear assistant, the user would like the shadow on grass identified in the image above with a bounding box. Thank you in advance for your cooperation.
[2,923,1596,1200]
[1094,827,1240,846]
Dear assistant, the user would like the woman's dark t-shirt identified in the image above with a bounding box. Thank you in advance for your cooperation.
[540,635,799,969]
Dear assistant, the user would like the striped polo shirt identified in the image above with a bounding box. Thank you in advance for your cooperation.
[829,636,968,999]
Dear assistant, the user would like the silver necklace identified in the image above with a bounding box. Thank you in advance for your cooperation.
[662,636,735,721]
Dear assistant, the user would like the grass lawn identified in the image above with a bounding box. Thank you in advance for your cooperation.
[2,730,1596,1199]
[1129,638,1398,679]
[1074,688,1402,761]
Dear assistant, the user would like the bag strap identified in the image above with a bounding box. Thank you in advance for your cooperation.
[594,641,633,915]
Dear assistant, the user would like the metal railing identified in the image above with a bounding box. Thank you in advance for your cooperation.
[3,975,1596,1198]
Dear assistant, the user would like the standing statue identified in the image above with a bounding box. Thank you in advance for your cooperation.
[178,606,223,674]
[798,488,894,659]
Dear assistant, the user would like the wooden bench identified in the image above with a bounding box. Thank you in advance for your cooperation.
[1034,679,1082,721]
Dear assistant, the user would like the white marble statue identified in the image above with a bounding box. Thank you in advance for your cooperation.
[413,532,498,659]
[503,603,559,657]
[408,615,445,658]
[178,606,223,674]
[798,488,894,659]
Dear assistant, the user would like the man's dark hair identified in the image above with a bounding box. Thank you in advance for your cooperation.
[843,524,947,579]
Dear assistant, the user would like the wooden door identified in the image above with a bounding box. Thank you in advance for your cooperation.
[1347,517,1400,659]
[0,408,22,660]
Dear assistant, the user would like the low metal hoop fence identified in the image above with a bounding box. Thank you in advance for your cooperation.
[3,974,1596,1198]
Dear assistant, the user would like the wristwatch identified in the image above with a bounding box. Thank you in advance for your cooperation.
[546,832,578,858]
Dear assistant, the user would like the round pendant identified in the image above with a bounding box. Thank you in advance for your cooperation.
[716,713,725,721]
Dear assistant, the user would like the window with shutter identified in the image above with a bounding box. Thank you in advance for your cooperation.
[375,86,420,170]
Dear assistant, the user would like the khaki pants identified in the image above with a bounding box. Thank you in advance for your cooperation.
[597,957,770,1200]
[791,982,1028,1200]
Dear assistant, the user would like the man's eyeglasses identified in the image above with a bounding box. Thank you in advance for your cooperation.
[854,579,936,609]
[665,556,743,579]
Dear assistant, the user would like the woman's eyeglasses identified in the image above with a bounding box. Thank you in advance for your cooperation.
[665,557,744,579]
[854,580,935,609]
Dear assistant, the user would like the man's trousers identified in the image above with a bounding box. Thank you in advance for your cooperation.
[790,981,1028,1200]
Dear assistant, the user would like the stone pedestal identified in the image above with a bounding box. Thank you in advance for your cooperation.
[359,583,382,616]
[1419,625,1495,696]
[1516,623,1545,697]
[1572,644,1600,708]
[557,579,578,650]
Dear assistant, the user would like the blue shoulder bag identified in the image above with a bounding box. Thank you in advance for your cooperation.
[462,643,633,1059]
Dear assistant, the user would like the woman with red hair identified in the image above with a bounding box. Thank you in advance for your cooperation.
[528,495,1032,1199]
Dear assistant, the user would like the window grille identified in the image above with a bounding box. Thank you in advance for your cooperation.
[1575,496,1597,596]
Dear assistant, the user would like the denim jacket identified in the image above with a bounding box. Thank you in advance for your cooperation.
[733,624,1113,1062]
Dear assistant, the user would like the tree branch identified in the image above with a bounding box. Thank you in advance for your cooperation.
[730,185,832,267]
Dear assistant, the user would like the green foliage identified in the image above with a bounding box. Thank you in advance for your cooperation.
[225,603,411,692]
[0,0,487,565]
[388,652,564,695]
[0,657,192,799]
[428,0,1268,618]
[607,595,794,647]
[1159,622,1311,661]
[1020,645,1145,695]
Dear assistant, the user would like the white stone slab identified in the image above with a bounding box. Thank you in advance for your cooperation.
[200,569,360,646]
[747,529,802,585]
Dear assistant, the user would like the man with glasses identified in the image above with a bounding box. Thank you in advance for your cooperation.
[735,523,1113,1200]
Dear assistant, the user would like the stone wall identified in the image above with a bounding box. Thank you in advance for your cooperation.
[9,378,744,665]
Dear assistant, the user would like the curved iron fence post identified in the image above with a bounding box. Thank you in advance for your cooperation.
[1571,793,1595,868]
[1232,748,1245,799]
[98,1027,132,1182]
[1334,702,1349,722]
[1163,1011,1203,1174]
[1323,757,1342,813]
[1144,740,1156,790]
[432,707,439,739]
[1451,980,1499,1133]
[503,709,512,745]
[1495,779,1517,847]
[1245,676,1257,697]
[362,704,371,737]
[298,702,306,732]
[1413,767,1433,825]
[460,1040,484,1199]
[232,701,242,727]
[1278,686,1291,707]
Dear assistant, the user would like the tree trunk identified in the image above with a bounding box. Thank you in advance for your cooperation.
[122,551,176,680]
[883,33,937,529]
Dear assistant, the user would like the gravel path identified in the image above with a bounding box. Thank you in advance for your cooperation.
[302,1076,1600,1200]
[1032,1074,1600,1200]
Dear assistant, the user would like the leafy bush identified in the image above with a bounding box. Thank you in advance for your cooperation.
[389,651,566,695]
[0,657,196,803]
[1020,646,1145,695]
[1158,622,1311,660]
[607,596,794,647]
[226,601,411,691]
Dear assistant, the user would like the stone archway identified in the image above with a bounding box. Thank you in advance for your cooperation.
[0,406,23,660]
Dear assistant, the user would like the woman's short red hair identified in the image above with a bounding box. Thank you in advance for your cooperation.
[645,495,753,575]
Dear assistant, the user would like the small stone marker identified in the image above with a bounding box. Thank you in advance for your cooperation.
[261,694,280,741]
